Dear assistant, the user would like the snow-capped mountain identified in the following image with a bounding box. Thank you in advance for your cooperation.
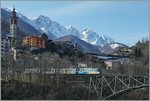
[81,29,114,47]
[109,42,128,49]
[30,15,80,39]
[30,15,114,47]
[66,25,80,38]
[98,42,129,54]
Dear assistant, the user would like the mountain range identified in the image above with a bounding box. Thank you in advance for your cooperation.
[1,7,128,54]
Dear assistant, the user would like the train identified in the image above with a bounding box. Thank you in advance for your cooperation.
[24,67,102,75]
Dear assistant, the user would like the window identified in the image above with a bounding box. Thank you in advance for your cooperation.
[40,42,43,45]
[40,40,43,45]
[5,49,9,52]
[5,46,9,49]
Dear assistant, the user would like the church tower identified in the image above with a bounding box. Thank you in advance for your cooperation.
[8,7,19,48]
[9,7,18,38]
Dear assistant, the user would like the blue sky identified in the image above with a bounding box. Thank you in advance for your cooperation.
[1,0,149,46]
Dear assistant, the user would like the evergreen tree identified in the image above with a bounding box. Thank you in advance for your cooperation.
[136,40,141,45]
[134,48,138,58]
[138,48,143,58]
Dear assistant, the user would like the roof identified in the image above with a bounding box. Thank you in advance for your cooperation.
[32,33,48,38]
[24,33,48,40]
[23,36,45,40]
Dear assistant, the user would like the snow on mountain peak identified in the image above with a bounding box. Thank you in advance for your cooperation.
[66,25,80,37]
[81,29,114,47]
[82,29,99,39]
[30,15,80,39]
[66,25,75,29]
[33,15,52,27]
[101,35,106,40]
[28,16,38,20]
[66,25,78,32]
[100,35,114,43]
[110,43,119,49]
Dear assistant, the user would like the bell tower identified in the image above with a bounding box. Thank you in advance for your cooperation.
[10,7,18,38]
[8,7,19,48]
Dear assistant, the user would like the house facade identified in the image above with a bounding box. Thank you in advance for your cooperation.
[1,37,10,56]
[77,62,87,68]
[22,36,45,48]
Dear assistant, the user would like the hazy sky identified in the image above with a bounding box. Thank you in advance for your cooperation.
[1,0,149,46]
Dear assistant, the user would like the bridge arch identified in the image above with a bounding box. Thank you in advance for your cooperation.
[104,84,149,100]
[88,75,149,100]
